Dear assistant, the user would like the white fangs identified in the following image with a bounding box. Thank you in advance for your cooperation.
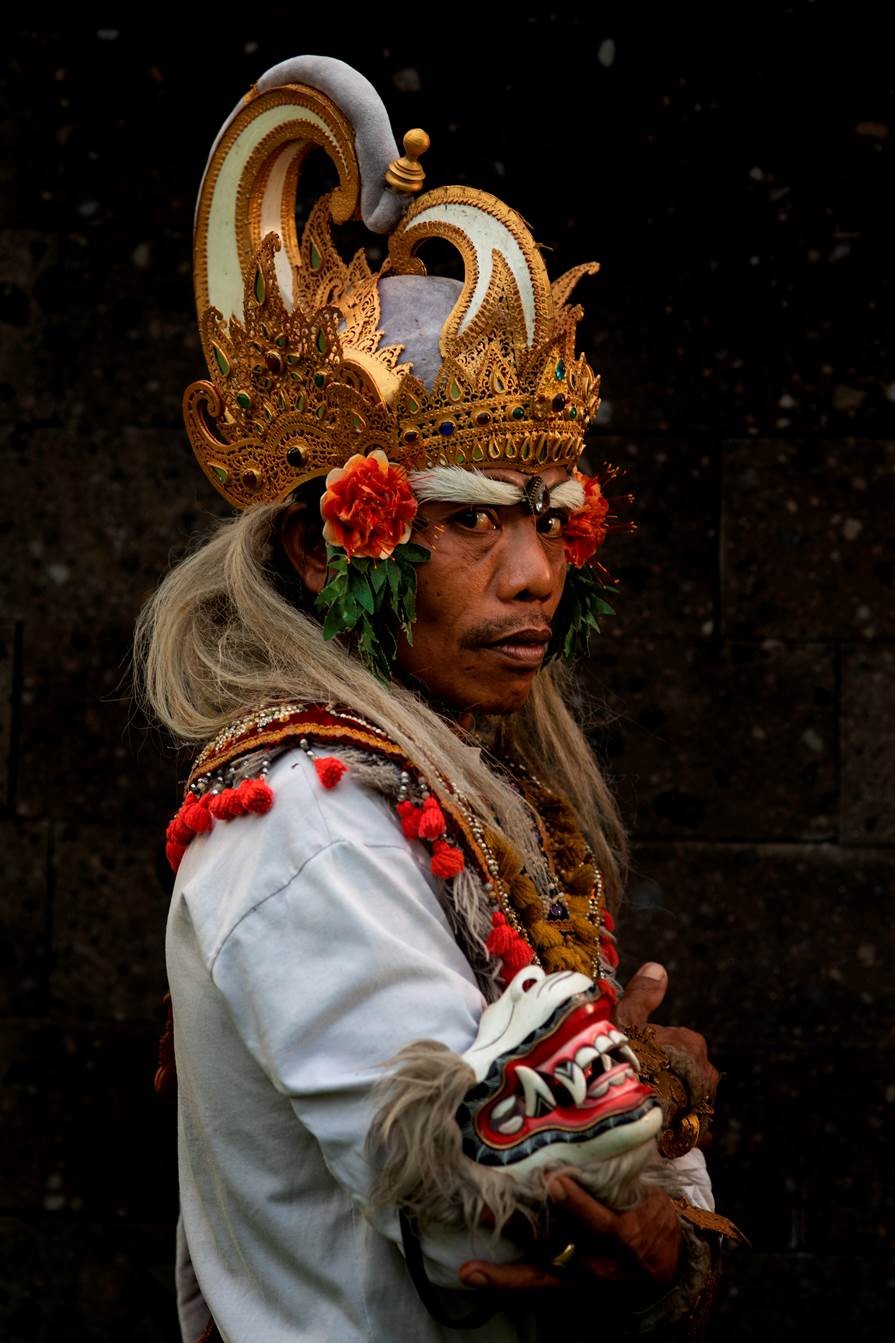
[554,1062,588,1106]
[492,1095,517,1121]
[495,1113,525,1135]
[517,1065,555,1117]
[575,1045,599,1070]
[621,1045,640,1070]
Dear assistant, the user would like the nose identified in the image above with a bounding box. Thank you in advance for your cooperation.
[495,515,560,604]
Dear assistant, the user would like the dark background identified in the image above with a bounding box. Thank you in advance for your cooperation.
[2,7,893,1338]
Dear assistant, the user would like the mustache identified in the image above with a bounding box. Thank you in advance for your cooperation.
[461,619,553,648]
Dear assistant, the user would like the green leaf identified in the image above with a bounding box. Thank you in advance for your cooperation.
[322,602,346,641]
[386,562,401,604]
[397,542,431,565]
[353,575,374,614]
[370,563,387,596]
[316,575,347,608]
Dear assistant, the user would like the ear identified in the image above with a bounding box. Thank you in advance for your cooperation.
[280,502,327,595]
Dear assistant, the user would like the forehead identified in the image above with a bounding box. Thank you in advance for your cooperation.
[480,466,571,490]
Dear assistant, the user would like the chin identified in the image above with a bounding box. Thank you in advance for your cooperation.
[449,673,538,717]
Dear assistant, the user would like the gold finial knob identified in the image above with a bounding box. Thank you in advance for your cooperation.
[384,128,430,194]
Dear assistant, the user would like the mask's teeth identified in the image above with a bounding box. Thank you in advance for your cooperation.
[609,1029,626,1045]
[517,1065,555,1117]
[491,1094,517,1121]
[554,1061,587,1106]
[588,1077,610,1100]
[600,1052,614,1072]
[575,1045,599,1070]
[595,1033,613,1054]
[495,1113,524,1136]
[621,1045,640,1070]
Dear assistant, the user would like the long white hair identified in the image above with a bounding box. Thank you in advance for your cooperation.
[134,503,627,909]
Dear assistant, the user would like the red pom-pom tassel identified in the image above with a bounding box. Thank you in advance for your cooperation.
[396,800,421,839]
[210,788,248,820]
[181,794,213,834]
[169,814,193,846]
[430,839,465,878]
[314,757,347,790]
[486,911,534,982]
[166,839,187,873]
[499,940,535,980]
[417,796,446,841]
[239,778,274,813]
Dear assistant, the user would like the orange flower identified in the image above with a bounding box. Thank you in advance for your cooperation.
[563,471,610,568]
[320,450,418,559]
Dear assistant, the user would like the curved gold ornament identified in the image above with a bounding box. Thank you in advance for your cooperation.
[187,75,603,509]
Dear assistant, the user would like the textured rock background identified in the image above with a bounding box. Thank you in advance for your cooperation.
[1,11,892,1339]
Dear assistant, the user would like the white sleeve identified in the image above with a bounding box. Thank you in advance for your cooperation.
[209,835,522,1286]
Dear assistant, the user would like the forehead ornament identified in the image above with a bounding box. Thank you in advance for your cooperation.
[523,476,550,517]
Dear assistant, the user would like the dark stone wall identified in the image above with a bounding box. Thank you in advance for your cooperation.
[2,10,892,1339]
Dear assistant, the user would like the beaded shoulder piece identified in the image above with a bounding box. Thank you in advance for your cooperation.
[165,701,620,994]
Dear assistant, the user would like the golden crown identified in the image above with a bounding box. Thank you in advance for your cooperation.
[184,70,601,510]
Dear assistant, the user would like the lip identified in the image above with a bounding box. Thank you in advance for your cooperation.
[483,629,551,666]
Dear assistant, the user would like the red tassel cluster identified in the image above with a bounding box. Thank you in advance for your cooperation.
[395,796,465,878]
[486,910,535,984]
[314,756,348,790]
[165,778,274,873]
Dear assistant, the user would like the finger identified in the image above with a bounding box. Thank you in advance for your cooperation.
[579,1254,633,1281]
[548,1176,620,1237]
[460,1261,560,1291]
[616,963,668,1028]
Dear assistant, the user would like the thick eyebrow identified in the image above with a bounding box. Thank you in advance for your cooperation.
[409,466,583,510]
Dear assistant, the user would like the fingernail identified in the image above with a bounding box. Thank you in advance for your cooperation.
[639,962,666,981]
[463,1271,488,1288]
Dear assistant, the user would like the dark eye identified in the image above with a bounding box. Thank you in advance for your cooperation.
[538,510,568,538]
[452,508,500,533]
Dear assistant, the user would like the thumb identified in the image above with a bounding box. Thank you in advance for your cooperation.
[616,962,667,1028]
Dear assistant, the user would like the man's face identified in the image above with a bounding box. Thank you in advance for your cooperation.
[396,467,569,715]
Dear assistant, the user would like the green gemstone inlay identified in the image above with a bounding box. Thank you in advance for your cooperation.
[406,395,420,414]
[569,406,578,419]
[212,344,230,377]
[236,391,252,411]
[314,373,326,388]
[254,268,266,304]
[210,464,229,484]
[449,379,462,402]
[472,443,485,461]
[296,394,305,412]
[511,406,525,420]
[309,241,322,272]
[316,328,328,355]
[555,359,566,381]
[455,449,466,465]
[316,405,325,420]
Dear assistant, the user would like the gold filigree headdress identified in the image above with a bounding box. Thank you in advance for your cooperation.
[184,59,602,510]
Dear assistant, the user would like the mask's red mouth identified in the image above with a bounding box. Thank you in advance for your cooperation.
[470,999,656,1156]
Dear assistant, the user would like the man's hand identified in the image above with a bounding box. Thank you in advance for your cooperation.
[459,1180,682,1291]
[617,962,719,1101]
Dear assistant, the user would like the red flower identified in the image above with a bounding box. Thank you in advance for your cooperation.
[320,450,417,559]
[563,471,610,568]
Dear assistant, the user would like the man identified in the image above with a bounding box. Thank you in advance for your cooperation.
[139,55,725,1342]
